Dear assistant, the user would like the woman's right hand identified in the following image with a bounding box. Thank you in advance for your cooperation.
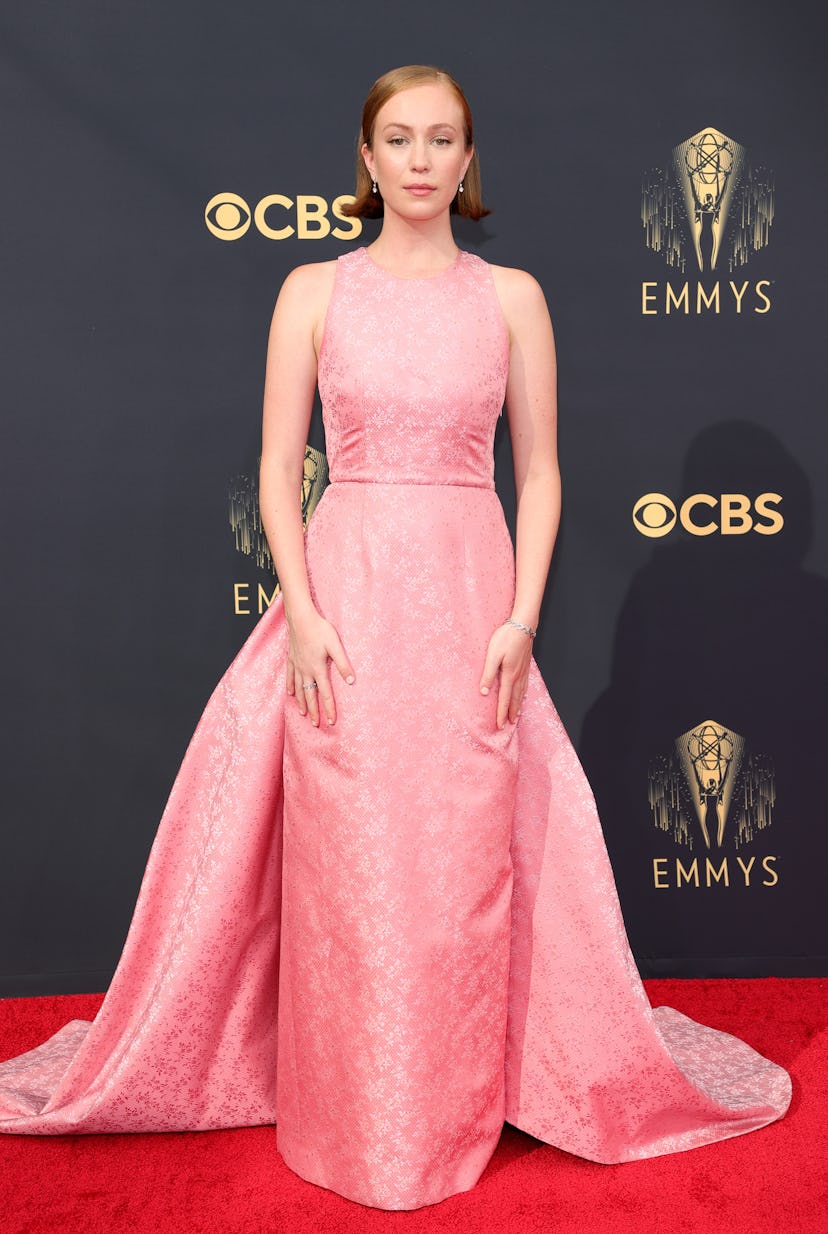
[285,606,355,727]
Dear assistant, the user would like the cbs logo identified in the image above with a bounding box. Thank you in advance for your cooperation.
[632,493,784,538]
[205,193,362,241]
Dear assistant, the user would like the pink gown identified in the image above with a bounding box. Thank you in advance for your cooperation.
[0,246,791,1210]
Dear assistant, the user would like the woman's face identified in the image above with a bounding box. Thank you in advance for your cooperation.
[362,82,473,222]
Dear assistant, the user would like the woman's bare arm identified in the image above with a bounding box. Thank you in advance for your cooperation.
[479,265,560,728]
[497,266,561,629]
[259,261,354,726]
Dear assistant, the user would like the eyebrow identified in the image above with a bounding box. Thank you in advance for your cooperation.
[380,122,459,133]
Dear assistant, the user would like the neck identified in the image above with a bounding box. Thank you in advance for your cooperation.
[368,212,459,272]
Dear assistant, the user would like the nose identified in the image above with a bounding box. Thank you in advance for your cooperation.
[409,139,431,172]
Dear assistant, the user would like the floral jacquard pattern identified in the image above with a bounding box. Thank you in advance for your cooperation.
[0,246,791,1211]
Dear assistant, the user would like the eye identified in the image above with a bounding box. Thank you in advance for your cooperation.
[432,136,453,146]
[387,135,408,146]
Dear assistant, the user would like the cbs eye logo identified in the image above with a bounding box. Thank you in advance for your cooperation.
[632,492,784,538]
[204,193,361,241]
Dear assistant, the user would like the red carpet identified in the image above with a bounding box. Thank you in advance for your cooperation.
[0,978,824,1233]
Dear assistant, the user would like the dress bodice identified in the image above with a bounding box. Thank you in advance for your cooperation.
[317,246,510,487]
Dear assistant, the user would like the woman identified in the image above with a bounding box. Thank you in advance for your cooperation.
[263,68,556,737]
[0,65,791,1212]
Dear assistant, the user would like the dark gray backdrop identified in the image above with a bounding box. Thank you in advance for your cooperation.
[2,0,826,994]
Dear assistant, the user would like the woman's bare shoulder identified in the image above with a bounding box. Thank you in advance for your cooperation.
[487,263,552,339]
[278,258,338,299]
[270,261,339,340]
[487,262,548,304]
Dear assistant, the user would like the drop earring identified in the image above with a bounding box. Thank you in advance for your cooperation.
[458,179,464,194]
[372,180,378,194]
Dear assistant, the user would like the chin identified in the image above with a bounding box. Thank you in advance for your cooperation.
[393,196,451,220]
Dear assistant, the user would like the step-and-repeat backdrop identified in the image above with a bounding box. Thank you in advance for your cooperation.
[2,2,826,992]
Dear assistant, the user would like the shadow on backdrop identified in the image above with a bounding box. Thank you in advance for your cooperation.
[580,420,828,976]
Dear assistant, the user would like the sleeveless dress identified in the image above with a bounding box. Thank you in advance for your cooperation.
[0,246,792,1210]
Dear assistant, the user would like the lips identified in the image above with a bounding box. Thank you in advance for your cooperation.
[405,184,437,196]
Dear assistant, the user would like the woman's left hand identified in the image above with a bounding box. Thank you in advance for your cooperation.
[479,622,534,729]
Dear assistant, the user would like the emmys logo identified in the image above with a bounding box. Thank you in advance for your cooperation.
[632,492,783,538]
[641,125,775,314]
[228,445,329,614]
[648,719,778,890]
[205,193,362,241]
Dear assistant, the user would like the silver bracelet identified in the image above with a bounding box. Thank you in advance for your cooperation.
[505,617,537,638]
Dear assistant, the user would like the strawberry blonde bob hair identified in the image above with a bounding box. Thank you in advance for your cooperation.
[339,65,490,221]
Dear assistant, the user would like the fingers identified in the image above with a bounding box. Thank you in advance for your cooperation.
[496,673,512,730]
[508,676,528,724]
[297,670,338,727]
[287,657,321,724]
[479,647,499,697]
[288,657,322,725]
[329,640,356,687]
[299,675,319,724]
[315,636,355,725]
[481,634,529,729]
[287,615,357,728]
[498,673,528,728]
[484,652,514,729]
[317,671,337,727]
[300,636,356,728]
